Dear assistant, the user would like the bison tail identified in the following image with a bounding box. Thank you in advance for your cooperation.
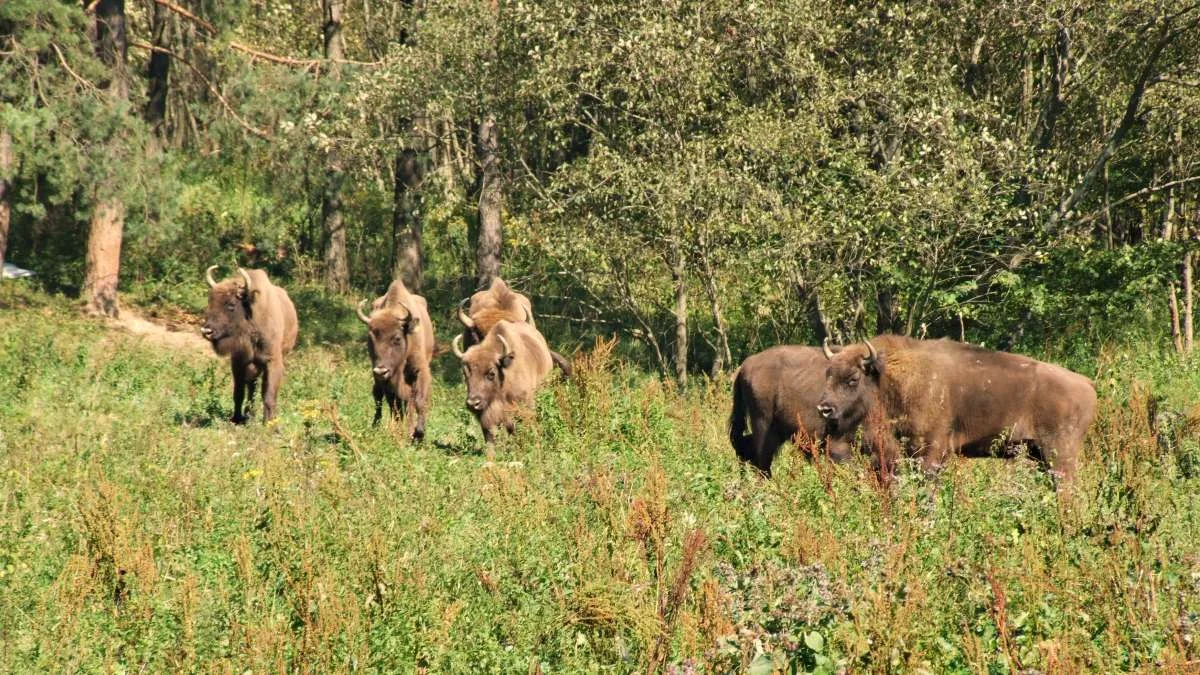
[729,369,753,461]
[550,351,573,379]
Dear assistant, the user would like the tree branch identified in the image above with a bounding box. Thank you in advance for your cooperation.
[130,41,270,139]
[1076,175,1200,226]
[151,0,215,35]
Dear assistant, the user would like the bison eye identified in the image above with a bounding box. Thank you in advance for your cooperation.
[225,303,235,312]
[392,336,404,345]
[848,377,860,387]
[486,370,496,381]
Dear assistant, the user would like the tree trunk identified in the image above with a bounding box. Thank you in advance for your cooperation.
[83,198,125,317]
[1168,282,1183,353]
[1185,250,1194,354]
[83,0,128,318]
[392,147,427,291]
[671,239,687,387]
[474,114,502,287]
[144,0,171,137]
[0,129,11,271]
[875,286,900,334]
[321,0,348,293]
[696,241,730,375]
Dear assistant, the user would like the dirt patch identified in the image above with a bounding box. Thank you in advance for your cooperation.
[107,307,215,357]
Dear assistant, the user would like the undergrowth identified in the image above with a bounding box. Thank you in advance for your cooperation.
[0,287,1198,672]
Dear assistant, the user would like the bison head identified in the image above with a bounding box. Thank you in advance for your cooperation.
[817,338,883,428]
[201,266,256,355]
[358,299,419,382]
[452,332,514,415]
[457,298,531,348]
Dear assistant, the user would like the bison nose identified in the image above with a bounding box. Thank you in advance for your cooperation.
[200,325,213,338]
[817,403,836,419]
[372,366,390,378]
[466,396,483,411]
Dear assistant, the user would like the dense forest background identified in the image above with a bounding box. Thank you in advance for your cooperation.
[3,0,1200,377]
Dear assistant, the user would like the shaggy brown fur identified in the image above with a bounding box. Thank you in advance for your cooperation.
[818,335,1097,483]
[454,319,559,444]
[457,277,535,347]
[360,280,434,441]
[201,267,299,424]
[729,346,856,476]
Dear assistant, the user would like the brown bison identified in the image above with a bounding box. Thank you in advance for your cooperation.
[201,266,299,424]
[356,280,434,440]
[451,319,571,444]
[729,346,857,476]
[456,277,535,348]
[817,335,1096,482]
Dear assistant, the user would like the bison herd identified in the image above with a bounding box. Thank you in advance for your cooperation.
[202,266,1097,485]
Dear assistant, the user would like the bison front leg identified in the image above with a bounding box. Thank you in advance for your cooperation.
[372,380,385,426]
[408,368,430,443]
[231,361,250,425]
[261,357,284,423]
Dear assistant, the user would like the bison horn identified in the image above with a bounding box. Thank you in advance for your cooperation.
[497,334,514,359]
[864,339,878,363]
[822,336,835,360]
[356,299,371,324]
[457,299,475,329]
[451,334,466,359]
[522,304,532,323]
[205,265,219,288]
[237,268,253,296]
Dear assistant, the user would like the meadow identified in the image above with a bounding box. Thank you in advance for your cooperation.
[1,284,1199,673]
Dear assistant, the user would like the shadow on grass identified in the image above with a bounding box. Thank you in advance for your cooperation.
[289,286,363,351]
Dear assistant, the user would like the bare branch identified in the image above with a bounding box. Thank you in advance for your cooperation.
[1076,175,1200,225]
[151,0,216,35]
[49,42,100,93]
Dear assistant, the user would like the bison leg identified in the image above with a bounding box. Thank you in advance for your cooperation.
[261,358,284,423]
[231,363,250,425]
[746,417,783,477]
[372,380,385,426]
[481,426,496,445]
[409,368,430,443]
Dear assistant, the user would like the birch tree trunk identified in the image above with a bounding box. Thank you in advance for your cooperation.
[321,0,349,293]
[475,114,502,287]
[0,129,11,271]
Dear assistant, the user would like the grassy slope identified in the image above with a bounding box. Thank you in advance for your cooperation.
[1,287,1199,673]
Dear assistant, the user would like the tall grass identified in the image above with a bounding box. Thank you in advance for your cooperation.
[0,288,1198,672]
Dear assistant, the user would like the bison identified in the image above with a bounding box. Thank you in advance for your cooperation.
[451,319,571,444]
[456,277,535,348]
[729,346,857,476]
[356,280,434,440]
[817,335,1097,482]
[201,266,299,424]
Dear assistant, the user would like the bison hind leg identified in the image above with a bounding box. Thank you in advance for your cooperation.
[748,421,785,478]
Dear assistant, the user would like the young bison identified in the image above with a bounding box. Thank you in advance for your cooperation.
[451,320,570,444]
[201,266,298,423]
[357,280,434,441]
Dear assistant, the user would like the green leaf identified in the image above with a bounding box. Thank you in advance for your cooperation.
[805,631,825,653]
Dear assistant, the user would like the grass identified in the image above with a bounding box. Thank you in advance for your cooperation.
[1,284,1199,673]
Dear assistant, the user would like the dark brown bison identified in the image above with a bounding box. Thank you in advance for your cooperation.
[729,346,856,476]
[201,266,299,424]
[451,319,570,444]
[456,277,535,348]
[356,280,434,440]
[817,335,1097,482]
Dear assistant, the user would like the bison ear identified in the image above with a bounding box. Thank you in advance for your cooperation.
[406,316,420,333]
[499,353,515,369]
[863,350,885,378]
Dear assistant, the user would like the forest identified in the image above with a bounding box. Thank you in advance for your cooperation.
[2,0,1200,672]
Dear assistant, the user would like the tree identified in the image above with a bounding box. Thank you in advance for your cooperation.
[474,114,502,287]
[82,0,129,317]
[0,128,10,271]
[320,0,349,293]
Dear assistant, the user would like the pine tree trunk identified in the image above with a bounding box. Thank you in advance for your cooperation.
[392,148,426,291]
[83,0,128,318]
[1170,281,1184,353]
[671,239,688,387]
[83,198,125,317]
[144,0,171,138]
[321,0,349,293]
[0,129,11,271]
[475,114,502,287]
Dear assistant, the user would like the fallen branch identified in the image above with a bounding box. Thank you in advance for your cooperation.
[130,41,270,139]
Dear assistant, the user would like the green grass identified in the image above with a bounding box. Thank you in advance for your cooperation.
[1,286,1199,673]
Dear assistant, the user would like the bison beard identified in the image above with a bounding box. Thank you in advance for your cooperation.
[818,335,1097,484]
[202,266,299,424]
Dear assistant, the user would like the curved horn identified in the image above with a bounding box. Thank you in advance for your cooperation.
[497,334,514,359]
[451,334,466,359]
[822,336,835,360]
[356,299,371,324]
[237,268,253,295]
[205,265,219,288]
[864,340,878,363]
[394,299,412,320]
[457,299,475,329]
[522,304,532,324]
